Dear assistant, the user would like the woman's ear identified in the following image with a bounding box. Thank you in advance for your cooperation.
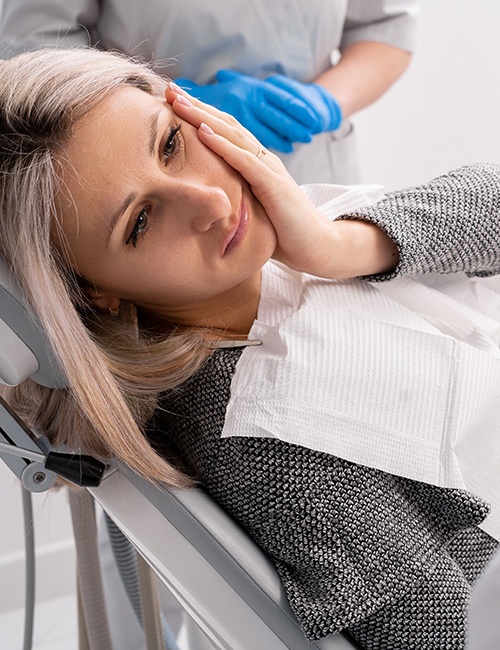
[84,286,121,316]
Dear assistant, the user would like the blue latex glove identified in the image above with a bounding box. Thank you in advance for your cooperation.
[175,70,319,153]
[265,74,343,134]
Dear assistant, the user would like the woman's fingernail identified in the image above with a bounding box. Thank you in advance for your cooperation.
[200,122,215,134]
[169,81,189,96]
[175,94,193,107]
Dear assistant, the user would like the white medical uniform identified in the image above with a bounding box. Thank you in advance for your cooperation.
[0,0,418,184]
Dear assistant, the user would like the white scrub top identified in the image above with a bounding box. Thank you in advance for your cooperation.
[0,0,418,184]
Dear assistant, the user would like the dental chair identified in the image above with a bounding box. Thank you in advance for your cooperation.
[0,257,359,650]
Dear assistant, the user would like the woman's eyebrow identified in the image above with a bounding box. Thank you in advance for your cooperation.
[148,107,162,156]
[106,192,136,247]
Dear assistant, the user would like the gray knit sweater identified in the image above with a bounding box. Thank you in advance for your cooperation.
[149,164,500,648]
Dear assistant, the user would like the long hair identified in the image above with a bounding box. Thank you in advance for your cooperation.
[0,48,211,487]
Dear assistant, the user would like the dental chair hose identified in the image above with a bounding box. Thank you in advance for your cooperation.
[69,489,113,650]
[104,513,179,650]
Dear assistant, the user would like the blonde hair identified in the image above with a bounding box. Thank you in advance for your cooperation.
[0,48,211,487]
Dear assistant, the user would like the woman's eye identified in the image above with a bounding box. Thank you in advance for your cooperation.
[126,209,148,247]
[163,124,182,163]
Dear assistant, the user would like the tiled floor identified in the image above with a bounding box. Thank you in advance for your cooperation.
[0,594,78,650]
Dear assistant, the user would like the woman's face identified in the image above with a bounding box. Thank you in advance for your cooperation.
[57,85,276,329]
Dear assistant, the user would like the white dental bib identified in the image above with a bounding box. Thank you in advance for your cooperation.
[221,184,500,540]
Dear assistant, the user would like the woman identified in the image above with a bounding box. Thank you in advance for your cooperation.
[0,48,498,649]
[0,0,418,183]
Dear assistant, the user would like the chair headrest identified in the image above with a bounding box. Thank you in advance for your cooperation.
[0,257,66,389]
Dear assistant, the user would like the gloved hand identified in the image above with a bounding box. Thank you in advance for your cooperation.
[265,74,343,134]
[175,70,319,153]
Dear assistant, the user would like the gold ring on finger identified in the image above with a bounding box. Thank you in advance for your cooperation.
[256,145,267,159]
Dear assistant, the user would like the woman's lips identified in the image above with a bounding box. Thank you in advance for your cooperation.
[222,199,249,256]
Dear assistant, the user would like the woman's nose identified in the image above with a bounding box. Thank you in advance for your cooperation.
[170,179,232,232]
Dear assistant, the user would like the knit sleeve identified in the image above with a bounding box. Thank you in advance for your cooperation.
[340,163,500,281]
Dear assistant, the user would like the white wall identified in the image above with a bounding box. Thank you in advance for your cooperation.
[353,0,500,191]
[0,0,499,614]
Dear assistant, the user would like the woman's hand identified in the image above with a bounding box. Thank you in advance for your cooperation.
[166,84,398,279]
[175,71,316,153]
